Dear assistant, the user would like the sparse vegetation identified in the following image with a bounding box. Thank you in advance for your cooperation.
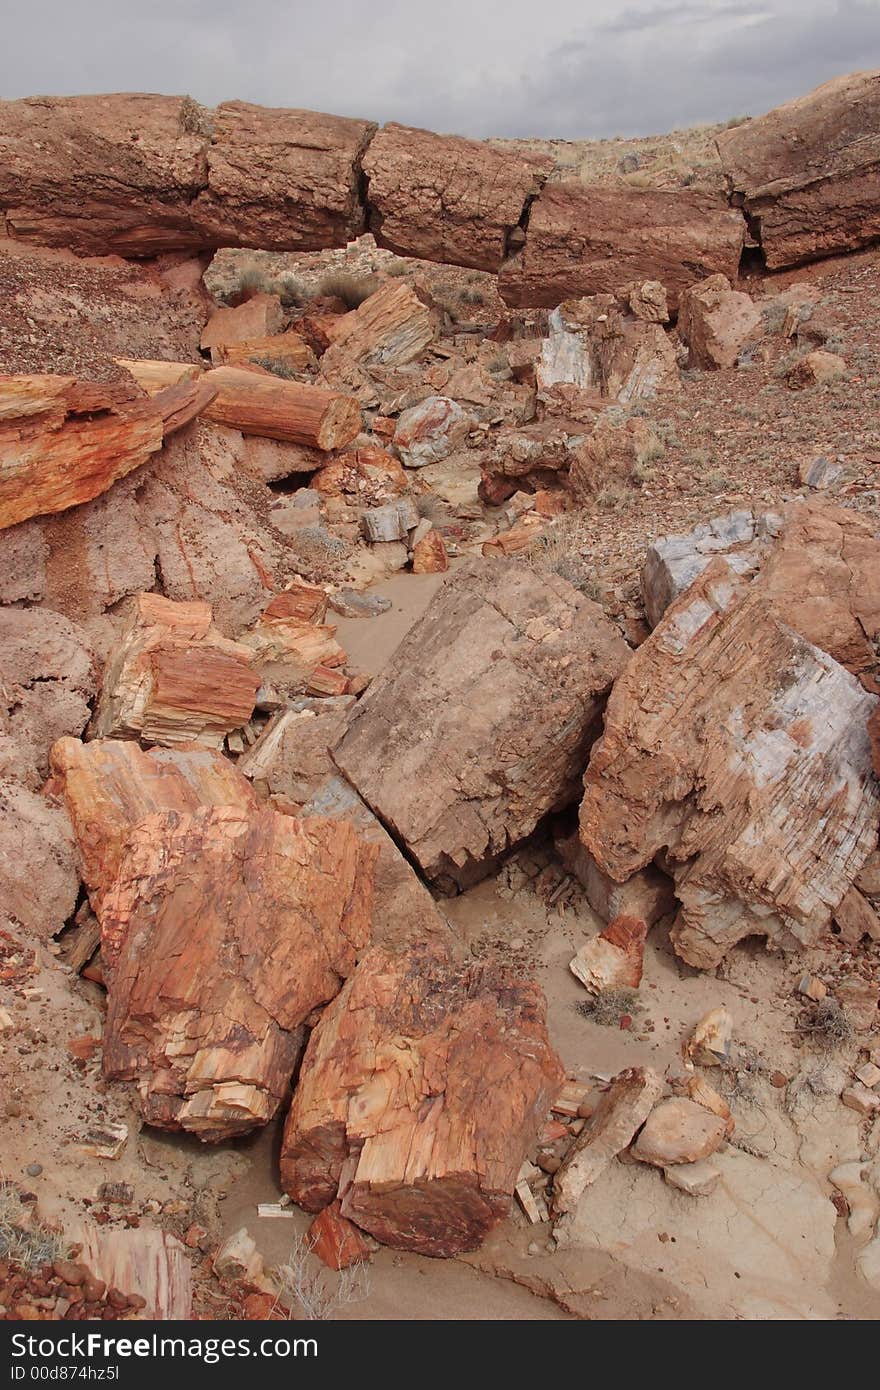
[526,513,602,600]
[0,1183,68,1272]
[315,272,378,308]
[797,998,854,1049]
[274,1233,370,1321]
[250,355,299,380]
[575,989,642,1026]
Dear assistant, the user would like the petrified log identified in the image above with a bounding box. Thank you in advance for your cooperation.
[69,1223,191,1320]
[240,698,355,807]
[321,281,437,377]
[212,333,316,372]
[360,497,419,544]
[641,508,779,628]
[101,805,376,1139]
[115,359,202,394]
[717,71,880,269]
[0,373,214,529]
[411,526,448,574]
[201,366,361,449]
[580,558,880,968]
[48,735,257,917]
[334,557,629,891]
[239,595,347,694]
[92,593,259,748]
[363,124,552,272]
[280,942,563,1255]
[569,915,647,995]
[262,581,329,625]
[537,296,679,404]
[498,184,744,311]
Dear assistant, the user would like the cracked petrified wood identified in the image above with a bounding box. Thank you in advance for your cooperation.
[0,373,214,529]
[101,805,377,1140]
[580,558,880,968]
[48,735,258,918]
[280,942,563,1255]
[717,71,880,269]
[92,593,259,749]
[334,557,629,891]
[201,366,361,449]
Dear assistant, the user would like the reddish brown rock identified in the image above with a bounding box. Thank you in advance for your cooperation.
[312,446,408,504]
[537,295,679,404]
[0,373,212,529]
[202,366,361,450]
[717,71,880,269]
[411,526,449,574]
[0,780,79,937]
[334,557,629,891]
[364,124,551,272]
[102,805,377,1138]
[321,281,437,377]
[48,735,257,918]
[677,274,762,369]
[200,294,284,353]
[212,333,316,373]
[834,886,880,945]
[499,184,743,311]
[393,395,470,468]
[580,560,880,968]
[568,417,663,500]
[280,942,563,1255]
[787,349,847,389]
[308,1202,371,1271]
[93,593,259,748]
[569,915,647,994]
[552,1067,664,1214]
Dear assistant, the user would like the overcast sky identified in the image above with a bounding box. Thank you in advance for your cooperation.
[3,0,880,139]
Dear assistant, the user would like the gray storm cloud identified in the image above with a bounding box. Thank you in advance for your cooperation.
[2,0,879,137]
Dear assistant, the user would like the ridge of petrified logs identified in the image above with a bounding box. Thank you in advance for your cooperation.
[48,734,257,917]
[717,71,880,269]
[92,593,259,748]
[101,805,377,1140]
[201,366,361,449]
[580,558,880,968]
[0,373,214,529]
[280,941,563,1255]
[498,184,744,311]
[334,557,629,891]
[363,124,552,272]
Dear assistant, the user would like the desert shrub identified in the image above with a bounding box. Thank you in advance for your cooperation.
[527,514,601,600]
[315,272,378,309]
[0,1183,68,1271]
[575,989,642,1026]
[797,999,854,1050]
[459,287,485,306]
[274,1233,369,1320]
[385,258,409,277]
[250,356,299,380]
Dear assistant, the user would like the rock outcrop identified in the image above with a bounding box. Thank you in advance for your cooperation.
[280,941,562,1255]
[101,805,377,1139]
[0,607,96,789]
[334,557,629,891]
[717,71,880,269]
[580,559,880,967]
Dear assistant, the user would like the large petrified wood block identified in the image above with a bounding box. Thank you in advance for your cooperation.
[580,559,880,968]
[101,805,376,1140]
[333,557,629,891]
[280,942,563,1255]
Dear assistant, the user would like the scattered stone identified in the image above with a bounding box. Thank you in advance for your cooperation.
[328,590,392,619]
[552,1066,664,1215]
[632,1097,727,1167]
[678,274,762,369]
[799,456,842,490]
[854,1062,880,1088]
[213,1228,264,1284]
[787,349,847,389]
[798,974,828,1002]
[662,1159,721,1196]
[393,395,470,468]
[834,887,880,945]
[842,1085,880,1116]
[569,915,647,995]
[308,1201,372,1270]
[687,1007,733,1066]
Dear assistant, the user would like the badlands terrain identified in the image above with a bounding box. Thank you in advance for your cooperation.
[1,70,880,1321]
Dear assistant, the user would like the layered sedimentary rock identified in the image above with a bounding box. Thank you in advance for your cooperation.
[717,71,880,268]
[499,185,744,310]
[48,735,257,917]
[0,372,213,529]
[580,560,880,968]
[101,805,377,1139]
[334,557,629,891]
[280,942,562,1254]
[363,123,552,272]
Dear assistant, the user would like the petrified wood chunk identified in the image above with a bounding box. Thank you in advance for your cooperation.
[201,366,361,450]
[0,373,213,529]
[334,557,629,891]
[321,281,437,375]
[48,735,257,917]
[580,559,880,968]
[92,593,259,748]
[101,805,377,1140]
[280,942,563,1255]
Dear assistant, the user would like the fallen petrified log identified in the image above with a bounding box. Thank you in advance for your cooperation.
[0,373,214,529]
[101,805,376,1139]
[580,559,880,968]
[280,942,563,1255]
[363,124,551,272]
[92,593,259,748]
[498,184,744,311]
[334,557,629,891]
[717,71,880,269]
[201,366,361,449]
[48,734,257,917]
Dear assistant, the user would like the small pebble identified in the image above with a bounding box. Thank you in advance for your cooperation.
[25,1163,42,1178]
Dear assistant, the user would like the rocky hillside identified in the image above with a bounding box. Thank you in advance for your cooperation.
[2,70,880,1323]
